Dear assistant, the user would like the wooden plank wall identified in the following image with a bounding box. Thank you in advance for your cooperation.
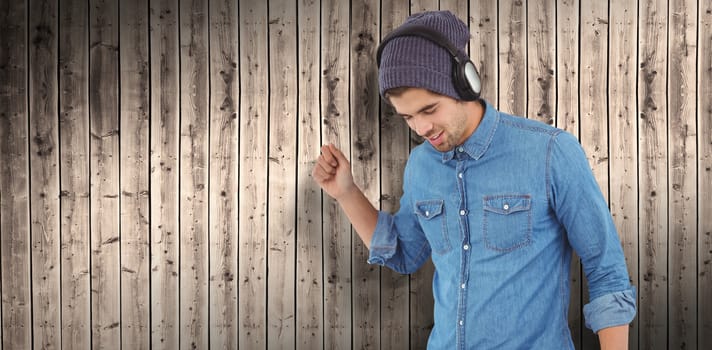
[0,0,710,349]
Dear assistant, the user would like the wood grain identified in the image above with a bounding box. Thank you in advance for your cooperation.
[668,0,698,348]
[0,0,31,348]
[699,3,712,349]
[470,0,498,103]
[149,0,180,348]
[29,0,61,348]
[208,0,239,348]
[498,0,526,115]
[179,0,210,348]
[119,0,150,349]
[295,0,323,348]
[638,0,669,348]
[267,0,298,348]
[527,0,555,125]
[238,0,268,347]
[89,0,121,347]
[608,0,639,347]
[59,0,91,347]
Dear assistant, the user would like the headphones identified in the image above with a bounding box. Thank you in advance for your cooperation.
[376,24,482,101]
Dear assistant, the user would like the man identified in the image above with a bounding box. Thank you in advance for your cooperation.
[312,10,635,349]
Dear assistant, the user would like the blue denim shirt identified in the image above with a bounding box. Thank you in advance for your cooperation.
[368,100,636,349]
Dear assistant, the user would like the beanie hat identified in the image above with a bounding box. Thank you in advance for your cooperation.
[378,10,471,101]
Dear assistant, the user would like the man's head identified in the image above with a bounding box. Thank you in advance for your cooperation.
[377,11,480,103]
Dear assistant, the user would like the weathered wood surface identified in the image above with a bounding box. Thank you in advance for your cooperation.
[208,0,239,348]
[0,0,31,349]
[119,1,150,349]
[149,0,181,348]
[321,0,352,348]
[638,0,669,349]
[179,0,210,349]
[351,0,381,348]
[668,0,698,348]
[0,1,710,349]
[699,3,712,349]
[267,0,298,348]
[238,0,268,348]
[608,0,639,347]
[295,0,323,348]
[89,0,121,347]
[29,0,61,348]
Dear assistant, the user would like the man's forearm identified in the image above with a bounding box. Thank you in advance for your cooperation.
[598,324,629,350]
[336,186,379,249]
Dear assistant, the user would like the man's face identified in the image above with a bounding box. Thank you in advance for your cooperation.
[389,87,476,152]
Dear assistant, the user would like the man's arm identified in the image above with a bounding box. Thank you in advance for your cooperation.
[312,144,378,248]
[598,325,628,350]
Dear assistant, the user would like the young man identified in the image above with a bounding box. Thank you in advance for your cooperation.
[312,10,635,349]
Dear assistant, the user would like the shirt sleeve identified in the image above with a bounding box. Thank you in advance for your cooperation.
[367,164,431,274]
[548,131,637,333]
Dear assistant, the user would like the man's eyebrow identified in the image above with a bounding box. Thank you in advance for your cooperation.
[396,102,438,118]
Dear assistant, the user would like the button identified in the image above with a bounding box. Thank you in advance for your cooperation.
[458,173,463,179]
[425,210,430,217]
[463,244,470,250]
[457,147,464,152]
[459,209,467,216]
[459,320,464,326]
[461,283,466,289]
[503,204,510,210]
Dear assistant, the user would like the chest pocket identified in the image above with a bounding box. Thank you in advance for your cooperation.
[482,194,532,252]
[414,199,452,255]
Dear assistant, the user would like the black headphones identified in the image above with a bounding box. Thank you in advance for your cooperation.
[376,24,482,101]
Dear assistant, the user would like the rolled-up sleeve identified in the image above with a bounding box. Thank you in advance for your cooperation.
[549,131,637,332]
[584,288,637,333]
[367,175,431,274]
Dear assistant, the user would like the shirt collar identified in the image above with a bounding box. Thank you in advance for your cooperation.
[440,99,499,162]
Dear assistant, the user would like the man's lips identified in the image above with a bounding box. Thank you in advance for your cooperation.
[428,131,444,146]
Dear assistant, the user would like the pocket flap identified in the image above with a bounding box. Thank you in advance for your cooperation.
[414,200,444,220]
[483,195,531,215]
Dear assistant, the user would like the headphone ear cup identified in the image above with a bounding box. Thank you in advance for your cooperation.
[452,58,481,101]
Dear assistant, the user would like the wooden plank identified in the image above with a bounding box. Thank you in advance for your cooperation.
[28,0,61,348]
[149,0,180,348]
[0,0,31,348]
[89,0,121,347]
[638,0,669,348]
[295,0,323,348]
[119,0,150,349]
[379,2,410,349]
[699,2,712,349]
[579,1,609,348]
[498,0,526,115]
[267,0,298,348]
[321,0,352,348]
[238,0,268,347]
[555,0,582,345]
[59,0,91,347]
[439,0,468,23]
[470,0,498,103]
[350,0,380,348]
[178,0,209,348]
[409,0,437,13]
[668,0,698,348]
[527,0,555,125]
[608,0,639,348]
[208,0,239,348]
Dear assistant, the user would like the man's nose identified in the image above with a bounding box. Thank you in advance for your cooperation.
[414,119,433,137]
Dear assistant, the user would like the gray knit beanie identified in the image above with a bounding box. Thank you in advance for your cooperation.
[378,11,470,101]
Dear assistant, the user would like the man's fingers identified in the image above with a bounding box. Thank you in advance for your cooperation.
[329,144,349,164]
[321,144,338,167]
[317,156,336,175]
